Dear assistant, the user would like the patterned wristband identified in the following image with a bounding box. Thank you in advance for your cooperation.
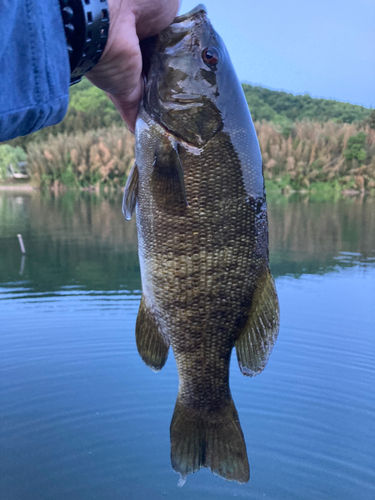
[59,0,110,85]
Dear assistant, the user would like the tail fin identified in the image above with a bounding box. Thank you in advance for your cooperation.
[170,397,249,484]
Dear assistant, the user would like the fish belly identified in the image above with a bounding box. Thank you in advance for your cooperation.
[137,129,267,401]
[131,119,272,483]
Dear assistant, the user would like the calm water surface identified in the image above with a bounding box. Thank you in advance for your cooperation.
[0,191,374,500]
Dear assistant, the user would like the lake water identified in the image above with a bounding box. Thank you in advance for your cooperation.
[0,191,374,500]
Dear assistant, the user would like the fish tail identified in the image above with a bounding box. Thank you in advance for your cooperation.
[170,396,249,484]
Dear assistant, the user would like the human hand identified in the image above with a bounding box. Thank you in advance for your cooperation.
[86,0,181,133]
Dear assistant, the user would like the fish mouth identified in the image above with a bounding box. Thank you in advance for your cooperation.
[173,100,202,105]
[161,95,204,112]
[173,4,207,23]
[140,6,207,81]
[171,93,203,104]
[164,101,203,112]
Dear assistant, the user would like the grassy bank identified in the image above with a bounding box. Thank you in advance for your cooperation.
[1,119,374,197]
[26,126,135,191]
[257,120,375,195]
[1,79,374,195]
[4,79,372,152]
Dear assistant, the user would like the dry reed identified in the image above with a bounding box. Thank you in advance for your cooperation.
[27,126,135,189]
[26,120,375,192]
[256,120,375,191]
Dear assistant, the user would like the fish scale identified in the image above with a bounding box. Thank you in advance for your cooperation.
[123,4,279,484]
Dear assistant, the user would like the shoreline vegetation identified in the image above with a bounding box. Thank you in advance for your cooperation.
[1,80,374,198]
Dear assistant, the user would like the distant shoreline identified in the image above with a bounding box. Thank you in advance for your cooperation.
[0,183,35,191]
[1,118,374,198]
[0,181,370,199]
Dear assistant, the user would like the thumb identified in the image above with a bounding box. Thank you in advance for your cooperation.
[107,76,144,133]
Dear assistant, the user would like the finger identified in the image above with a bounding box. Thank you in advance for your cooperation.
[135,0,181,39]
[107,76,144,133]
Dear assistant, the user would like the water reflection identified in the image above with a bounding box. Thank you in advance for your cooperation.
[0,192,374,499]
[0,192,374,295]
[268,195,375,276]
[0,191,139,293]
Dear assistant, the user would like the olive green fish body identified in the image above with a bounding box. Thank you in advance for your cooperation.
[123,4,279,484]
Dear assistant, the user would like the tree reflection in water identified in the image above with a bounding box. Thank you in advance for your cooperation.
[0,192,374,293]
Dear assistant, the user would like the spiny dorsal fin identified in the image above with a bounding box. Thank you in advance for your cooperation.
[151,137,188,213]
[235,268,279,377]
[136,296,170,372]
[122,161,139,220]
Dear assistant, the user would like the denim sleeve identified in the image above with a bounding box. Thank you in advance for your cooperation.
[0,0,70,142]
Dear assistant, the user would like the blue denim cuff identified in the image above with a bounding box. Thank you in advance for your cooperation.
[0,0,70,142]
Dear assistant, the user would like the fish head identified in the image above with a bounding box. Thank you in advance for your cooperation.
[141,4,264,198]
[142,4,231,147]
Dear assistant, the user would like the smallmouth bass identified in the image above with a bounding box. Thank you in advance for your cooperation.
[123,4,279,484]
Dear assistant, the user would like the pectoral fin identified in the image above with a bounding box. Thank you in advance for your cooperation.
[151,137,188,213]
[235,268,279,377]
[136,296,170,372]
[122,161,139,220]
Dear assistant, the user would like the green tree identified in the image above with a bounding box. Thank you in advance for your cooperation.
[369,110,375,130]
[0,144,27,180]
[241,84,373,123]
[343,132,367,163]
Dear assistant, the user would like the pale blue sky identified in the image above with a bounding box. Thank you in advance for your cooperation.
[180,0,375,108]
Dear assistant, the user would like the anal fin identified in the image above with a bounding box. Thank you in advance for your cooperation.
[235,267,280,377]
[136,296,169,372]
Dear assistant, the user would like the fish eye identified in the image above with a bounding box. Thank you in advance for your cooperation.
[202,47,219,66]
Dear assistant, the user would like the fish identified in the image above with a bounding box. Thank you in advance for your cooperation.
[123,4,279,485]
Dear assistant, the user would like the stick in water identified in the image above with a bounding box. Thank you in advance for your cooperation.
[17,234,26,254]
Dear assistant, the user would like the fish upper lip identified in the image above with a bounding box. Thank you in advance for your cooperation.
[173,98,202,104]
[173,4,207,24]
[164,98,203,110]
[170,93,203,104]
